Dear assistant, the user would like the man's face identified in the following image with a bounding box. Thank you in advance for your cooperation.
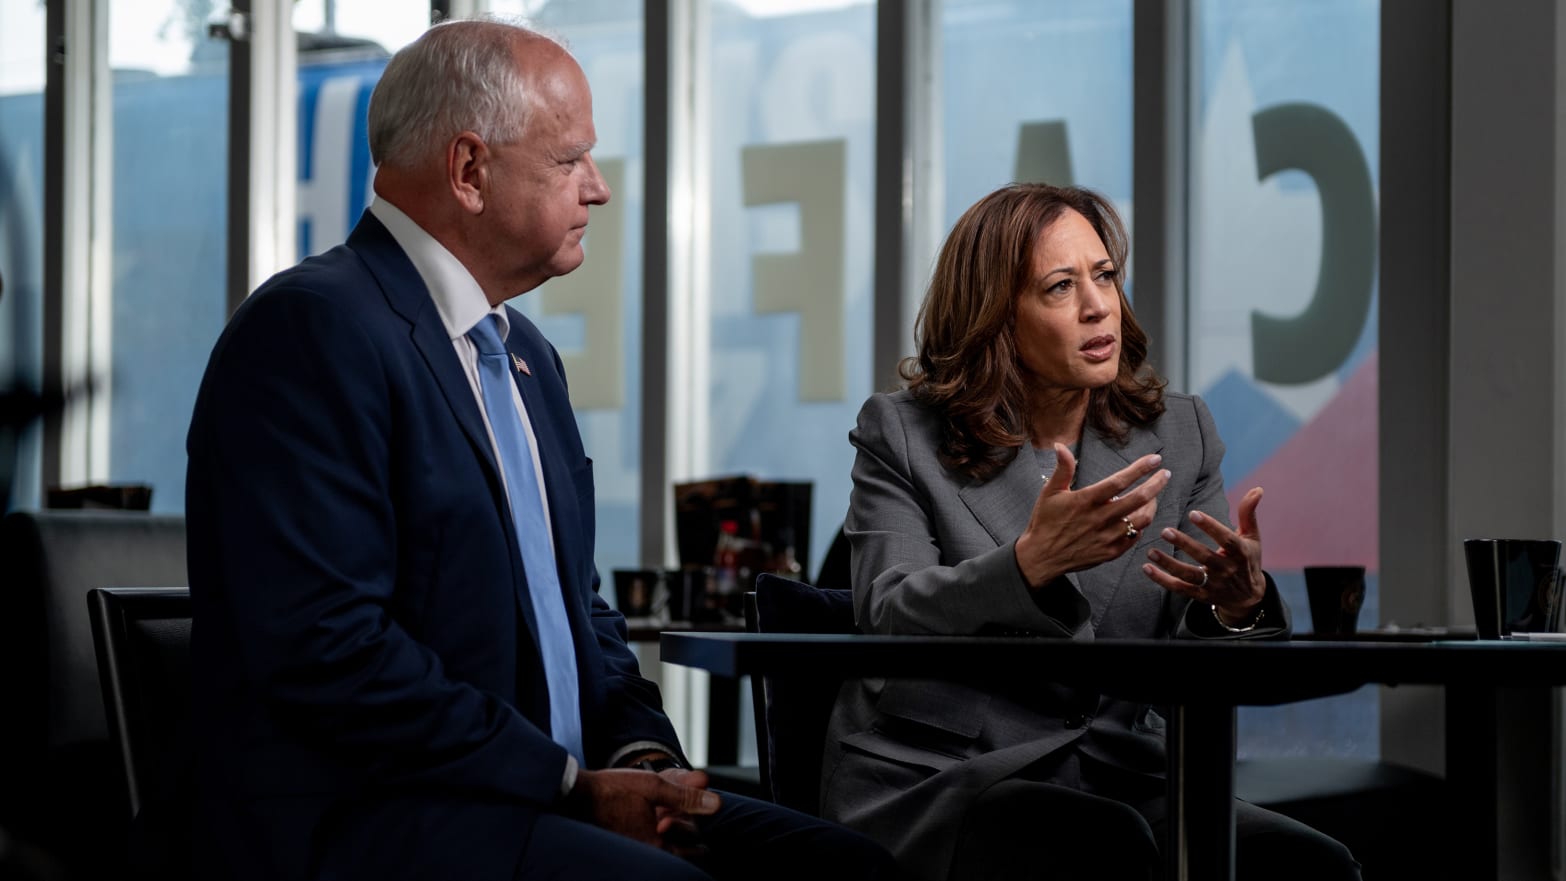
[482,48,610,295]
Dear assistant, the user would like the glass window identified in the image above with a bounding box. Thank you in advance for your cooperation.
[293,0,430,57]
[703,0,877,578]
[0,0,46,509]
[940,0,1133,231]
[289,1,647,573]
[500,1,646,575]
[292,2,421,258]
[100,1,420,515]
[1188,0,1381,757]
[103,2,231,512]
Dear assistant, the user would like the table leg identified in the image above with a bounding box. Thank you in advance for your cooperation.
[1165,703,1236,881]
[705,672,741,766]
[1447,685,1555,881]
[1446,686,1497,881]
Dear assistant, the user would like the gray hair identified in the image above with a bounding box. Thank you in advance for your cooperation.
[367,18,561,170]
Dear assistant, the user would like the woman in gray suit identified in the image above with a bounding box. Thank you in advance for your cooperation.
[819,184,1359,881]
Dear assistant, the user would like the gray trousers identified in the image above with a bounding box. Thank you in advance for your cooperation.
[949,751,1361,881]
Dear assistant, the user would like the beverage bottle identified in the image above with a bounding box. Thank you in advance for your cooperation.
[774,526,804,579]
[712,519,741,614]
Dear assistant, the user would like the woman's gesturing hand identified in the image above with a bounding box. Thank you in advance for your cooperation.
[1141,486,1266,621]
[1014,445,1170,589]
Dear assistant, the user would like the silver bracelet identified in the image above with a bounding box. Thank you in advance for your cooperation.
[1211,603,1264,633]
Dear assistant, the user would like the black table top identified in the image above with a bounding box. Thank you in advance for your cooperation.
[621,616,746,643]
[660,632,1566,706]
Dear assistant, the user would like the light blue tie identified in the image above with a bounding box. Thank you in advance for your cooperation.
[468,315,583,762]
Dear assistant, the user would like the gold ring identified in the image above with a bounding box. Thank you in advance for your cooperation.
[1123,516,1138,539]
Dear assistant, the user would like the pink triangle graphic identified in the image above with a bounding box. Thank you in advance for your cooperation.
[1224,352,1378,573]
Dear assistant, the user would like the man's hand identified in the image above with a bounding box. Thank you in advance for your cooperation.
[566,767,721,852]
[653,768,715,857]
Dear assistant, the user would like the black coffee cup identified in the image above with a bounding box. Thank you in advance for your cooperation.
[1303,566,1367,636]
[1463,538,1563,639]
[667,567,717,622]
[611,568,664,618]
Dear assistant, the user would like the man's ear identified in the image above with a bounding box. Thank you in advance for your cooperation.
[448,132,488,215]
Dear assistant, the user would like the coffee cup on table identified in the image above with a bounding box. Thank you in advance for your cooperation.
[1463,538,1563,639]
[1303,566,1367,636]
[612,568,665,619]
[666,567,715,622]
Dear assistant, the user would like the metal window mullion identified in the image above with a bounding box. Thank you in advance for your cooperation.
[1131,0,1188,391]
[641,0,673,569]
[252,1,298,293]
[872,0,909,391]
[226,0,297,315]
[661,0,709,533]
[906,0,941,342]
[645,0,712,765]
[85,0,110,483]
[42,0,110,491]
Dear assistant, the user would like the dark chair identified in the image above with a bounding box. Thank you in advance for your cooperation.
[813,523,852,592]
[88,588,193,815]
[88,587,194,879]
[746,573,857,815]
[1234,756,1446,879]
[0,510,187,878]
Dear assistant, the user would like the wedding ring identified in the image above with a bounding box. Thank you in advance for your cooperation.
[1123,516,1138,539]
[1196,565,1209,588]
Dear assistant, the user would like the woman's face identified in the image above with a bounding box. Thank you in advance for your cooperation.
[1014,208,1124,395]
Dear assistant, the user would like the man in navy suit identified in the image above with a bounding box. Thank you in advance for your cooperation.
[185,18,897,881]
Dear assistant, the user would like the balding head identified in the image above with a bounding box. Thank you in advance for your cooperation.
[367,19,566,172]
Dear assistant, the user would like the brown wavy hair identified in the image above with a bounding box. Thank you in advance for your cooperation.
[902,183,1166,482]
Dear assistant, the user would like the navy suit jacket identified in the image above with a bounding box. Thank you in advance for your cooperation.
[185,213,679,879]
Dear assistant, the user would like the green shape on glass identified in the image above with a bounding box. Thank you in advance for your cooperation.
[1250,103,1376,386]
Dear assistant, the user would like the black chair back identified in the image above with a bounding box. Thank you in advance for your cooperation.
[0,510,186,876]
[89,588,192,814]
[747,573,856,816]
[813,523,852,592]
[88,586,194,879]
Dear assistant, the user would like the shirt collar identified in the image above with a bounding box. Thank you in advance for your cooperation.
[369,196,509,343]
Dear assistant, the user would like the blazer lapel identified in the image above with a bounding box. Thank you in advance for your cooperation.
[350,213,501,492]
[349,213,535,638]
[954,422,1167,628]
[957,445,1045,551]
[1074,423,1164,628]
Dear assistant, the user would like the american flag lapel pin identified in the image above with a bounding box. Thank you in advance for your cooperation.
[512,353,531,376]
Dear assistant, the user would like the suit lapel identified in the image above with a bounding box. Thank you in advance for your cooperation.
[955,419,1168,629]
[1074,422,1164,628]
[350,213,502,493]
[957,444,1044,551]
[348,213,537,640]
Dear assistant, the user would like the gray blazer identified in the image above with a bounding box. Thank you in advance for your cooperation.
[819,389,1289,880]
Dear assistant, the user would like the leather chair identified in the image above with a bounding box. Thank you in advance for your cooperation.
[746,573,856,815]
[0,510,186,878]
[813,524,853,592]
[1235,755,1445,879]
[88,587,194,879]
